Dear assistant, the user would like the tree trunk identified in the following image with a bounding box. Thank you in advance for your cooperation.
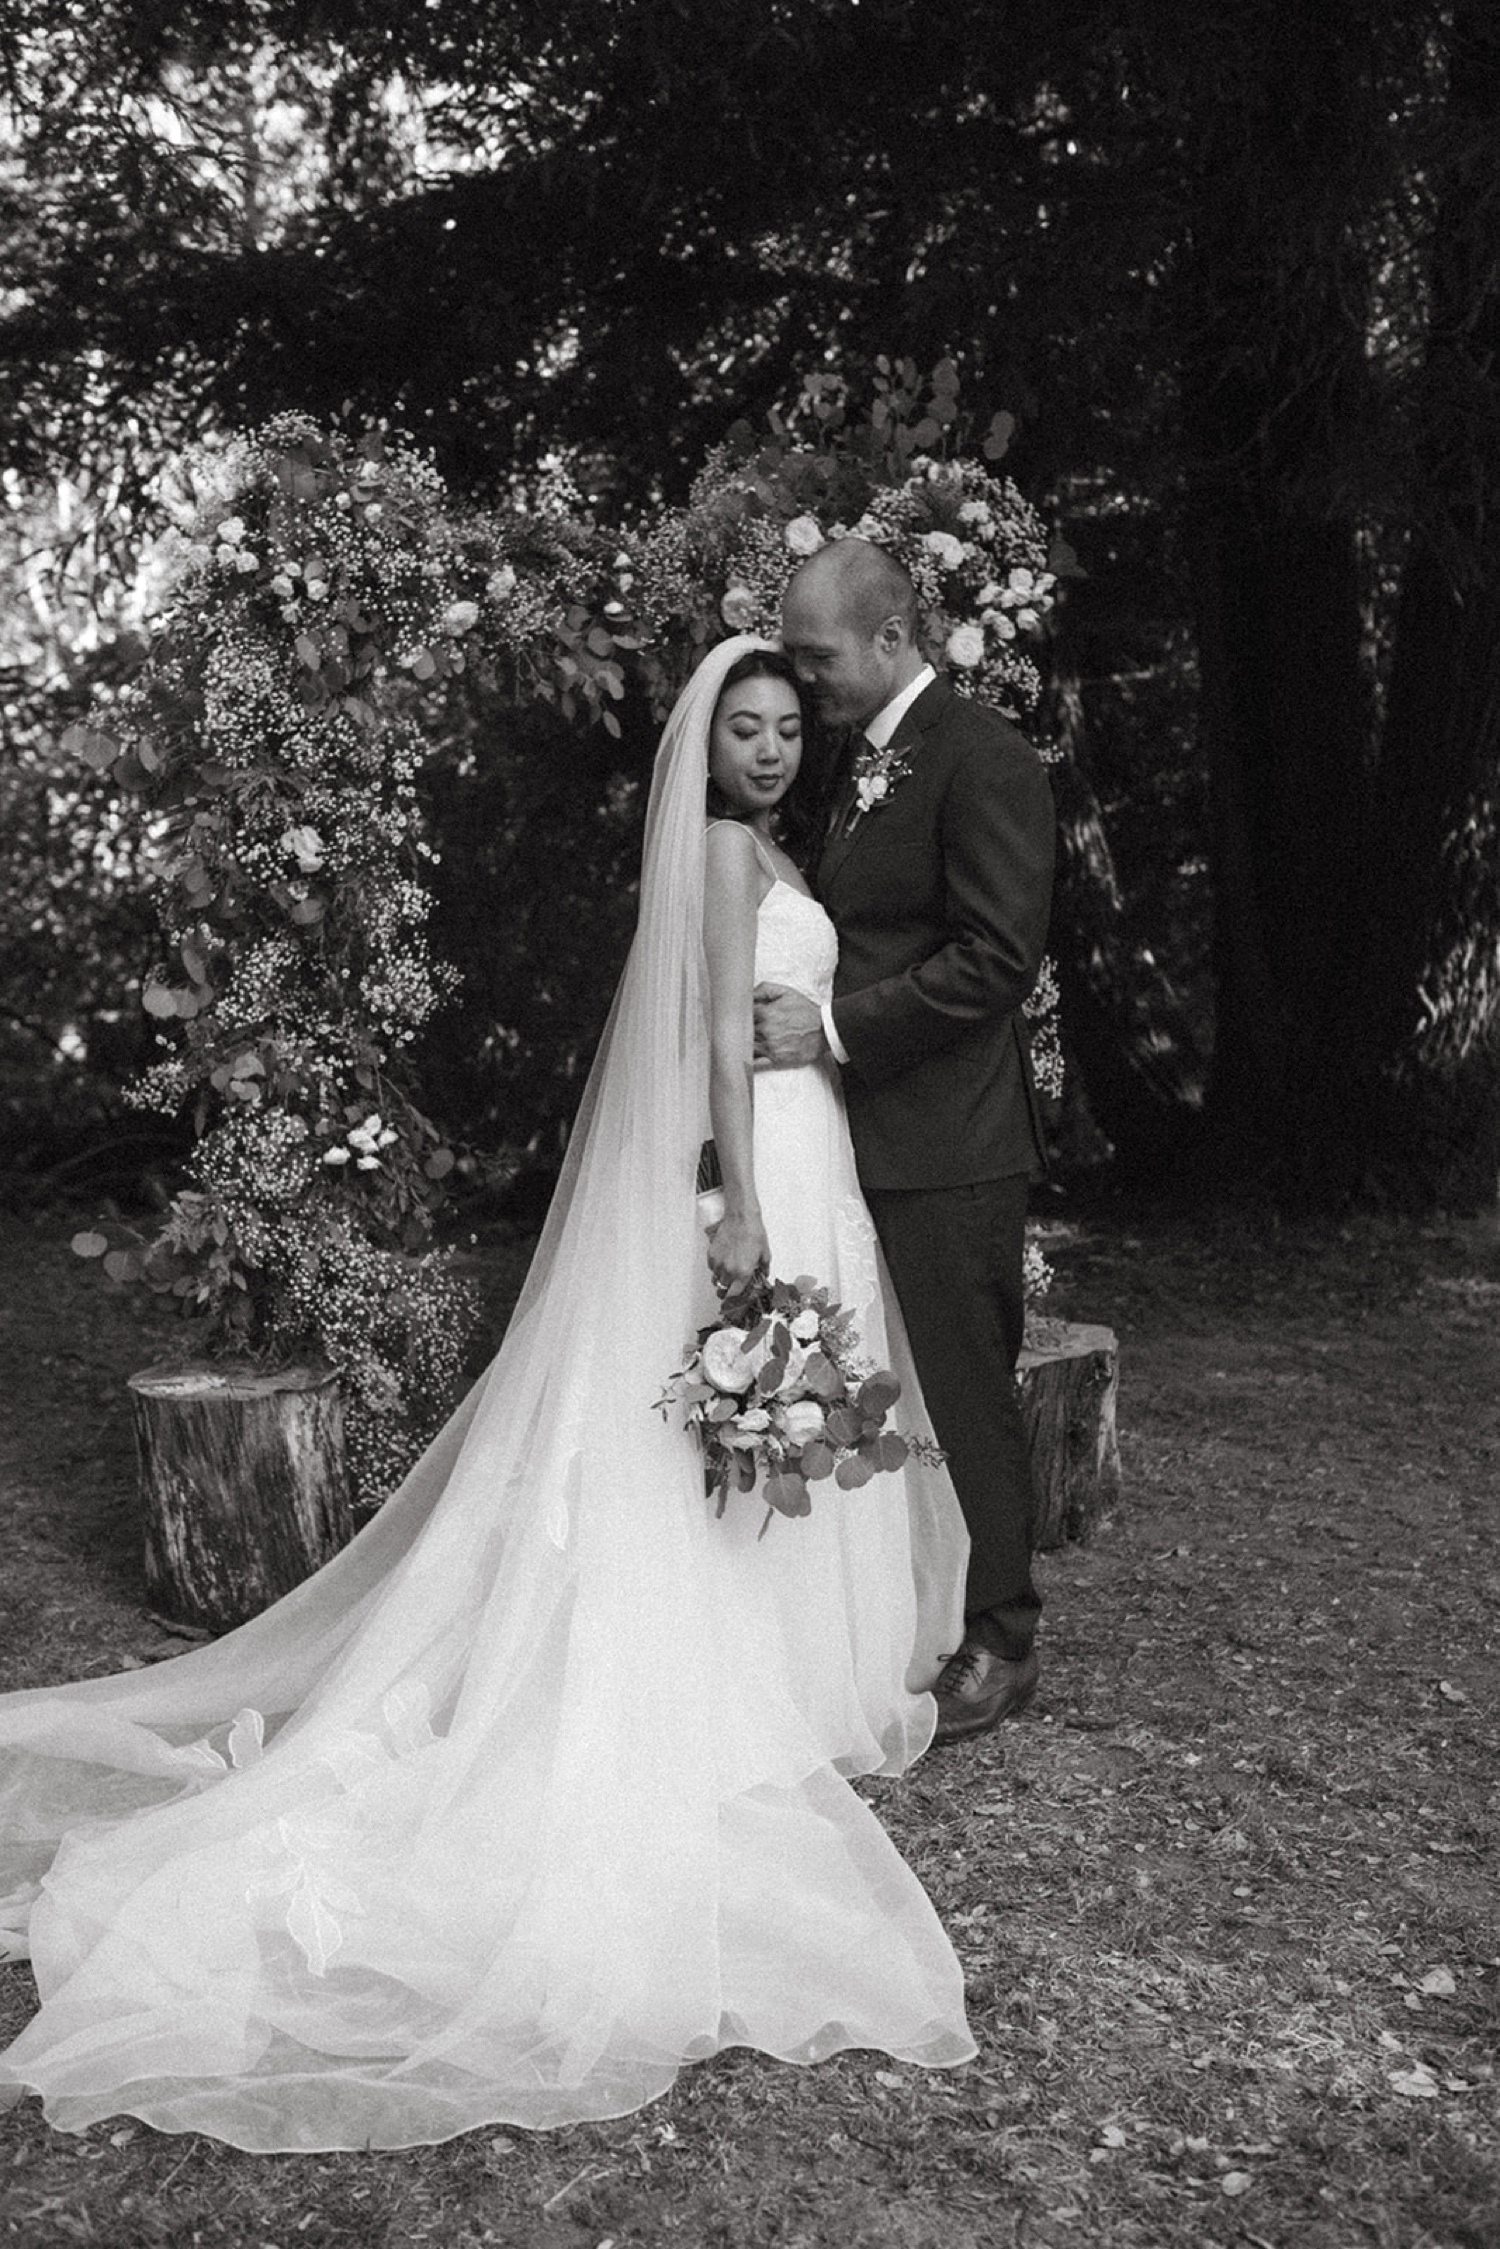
[1362,5,1500,1210]
[129,1364,352,1633]
[1179,11,1381,1206]
[1046,673,1205,1174]
[1018,1318,1121,1550]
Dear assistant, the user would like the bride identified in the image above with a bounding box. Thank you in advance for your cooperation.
[0,634,975,2151]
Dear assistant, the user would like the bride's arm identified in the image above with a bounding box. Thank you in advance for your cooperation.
[703,822,771,1293]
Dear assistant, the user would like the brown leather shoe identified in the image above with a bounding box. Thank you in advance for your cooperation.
[931,1642,1039,1746]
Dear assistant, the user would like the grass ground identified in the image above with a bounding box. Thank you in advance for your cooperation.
[0,1199,1497,2248]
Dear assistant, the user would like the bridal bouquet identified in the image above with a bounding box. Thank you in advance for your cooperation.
[658,1274,944,1534]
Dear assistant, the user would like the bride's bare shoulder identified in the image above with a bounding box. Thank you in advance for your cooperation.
[705,819,772,901]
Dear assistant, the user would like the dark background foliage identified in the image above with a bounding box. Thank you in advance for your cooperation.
[2,0,1496,1216]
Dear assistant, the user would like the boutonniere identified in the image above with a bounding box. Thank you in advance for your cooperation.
[846,741,917,834]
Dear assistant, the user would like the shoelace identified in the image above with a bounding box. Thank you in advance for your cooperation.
[934,1642,984,1695]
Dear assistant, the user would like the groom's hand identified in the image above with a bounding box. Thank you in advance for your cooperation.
[753,983,827,1068]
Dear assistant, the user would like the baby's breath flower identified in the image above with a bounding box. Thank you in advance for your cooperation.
[83,418,504,1504]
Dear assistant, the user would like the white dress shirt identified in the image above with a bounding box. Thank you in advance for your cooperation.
[821,665,937,1064]
[861,663,936,752]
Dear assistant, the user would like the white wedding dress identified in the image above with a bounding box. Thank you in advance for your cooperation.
[0,640,974,2151]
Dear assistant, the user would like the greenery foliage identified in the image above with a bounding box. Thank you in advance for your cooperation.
[64,420,521,1502]
[621,359,1063,720]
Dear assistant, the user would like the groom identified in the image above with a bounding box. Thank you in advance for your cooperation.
[755,538,1056,1743]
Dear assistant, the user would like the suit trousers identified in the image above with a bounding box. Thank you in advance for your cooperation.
[865,1174,1042,1658]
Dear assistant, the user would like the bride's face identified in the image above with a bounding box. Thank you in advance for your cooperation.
[708,674,804,817]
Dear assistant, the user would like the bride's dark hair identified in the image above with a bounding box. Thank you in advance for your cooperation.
[705,645,823,865]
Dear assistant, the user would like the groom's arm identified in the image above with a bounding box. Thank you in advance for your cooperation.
[832,730,1054,1086]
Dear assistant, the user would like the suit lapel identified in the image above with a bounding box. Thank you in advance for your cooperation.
[821,728,862,850]
[818,675,952,893]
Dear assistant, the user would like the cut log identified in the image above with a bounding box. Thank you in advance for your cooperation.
[127,1364,352,1634]
[1017,1318,1121,1550]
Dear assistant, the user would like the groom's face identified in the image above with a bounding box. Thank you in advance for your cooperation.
[781,582,897,733]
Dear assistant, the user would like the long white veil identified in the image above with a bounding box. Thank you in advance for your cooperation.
[0,634,973,2148]
[501,629,755,1342]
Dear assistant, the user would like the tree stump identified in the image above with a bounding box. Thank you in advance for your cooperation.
[1017,1318,1121,1550]
[127,1364,352,1634]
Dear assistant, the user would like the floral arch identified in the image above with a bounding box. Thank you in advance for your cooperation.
[70,362,1066,1503]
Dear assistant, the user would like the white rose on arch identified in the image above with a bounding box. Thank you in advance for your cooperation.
[785,515,825,557]
[923,531,966,571]
[440,600,480,636]
[720,583,760,631]
[946,622,986,669]
[281,824,326,874]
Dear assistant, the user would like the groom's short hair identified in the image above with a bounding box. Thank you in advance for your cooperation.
[799,538,919,642]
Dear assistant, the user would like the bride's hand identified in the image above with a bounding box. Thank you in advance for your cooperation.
[708,1208,770,1299]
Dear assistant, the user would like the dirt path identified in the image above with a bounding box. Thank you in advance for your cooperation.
[1,1203,1497,2247]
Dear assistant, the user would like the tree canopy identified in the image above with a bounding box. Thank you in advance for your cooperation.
[3,0,1497,1211]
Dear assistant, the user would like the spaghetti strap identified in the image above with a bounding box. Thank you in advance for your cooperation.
[706,818,781,882]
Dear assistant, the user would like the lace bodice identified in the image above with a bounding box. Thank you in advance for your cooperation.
[755,880,838,1009]
[707,823,837,1007]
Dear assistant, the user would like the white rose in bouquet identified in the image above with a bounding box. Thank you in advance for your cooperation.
[702,1327,757,1393]
[780,1399,827,1446]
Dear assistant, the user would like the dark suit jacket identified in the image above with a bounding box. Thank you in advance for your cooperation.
[818,674,1055,1192]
